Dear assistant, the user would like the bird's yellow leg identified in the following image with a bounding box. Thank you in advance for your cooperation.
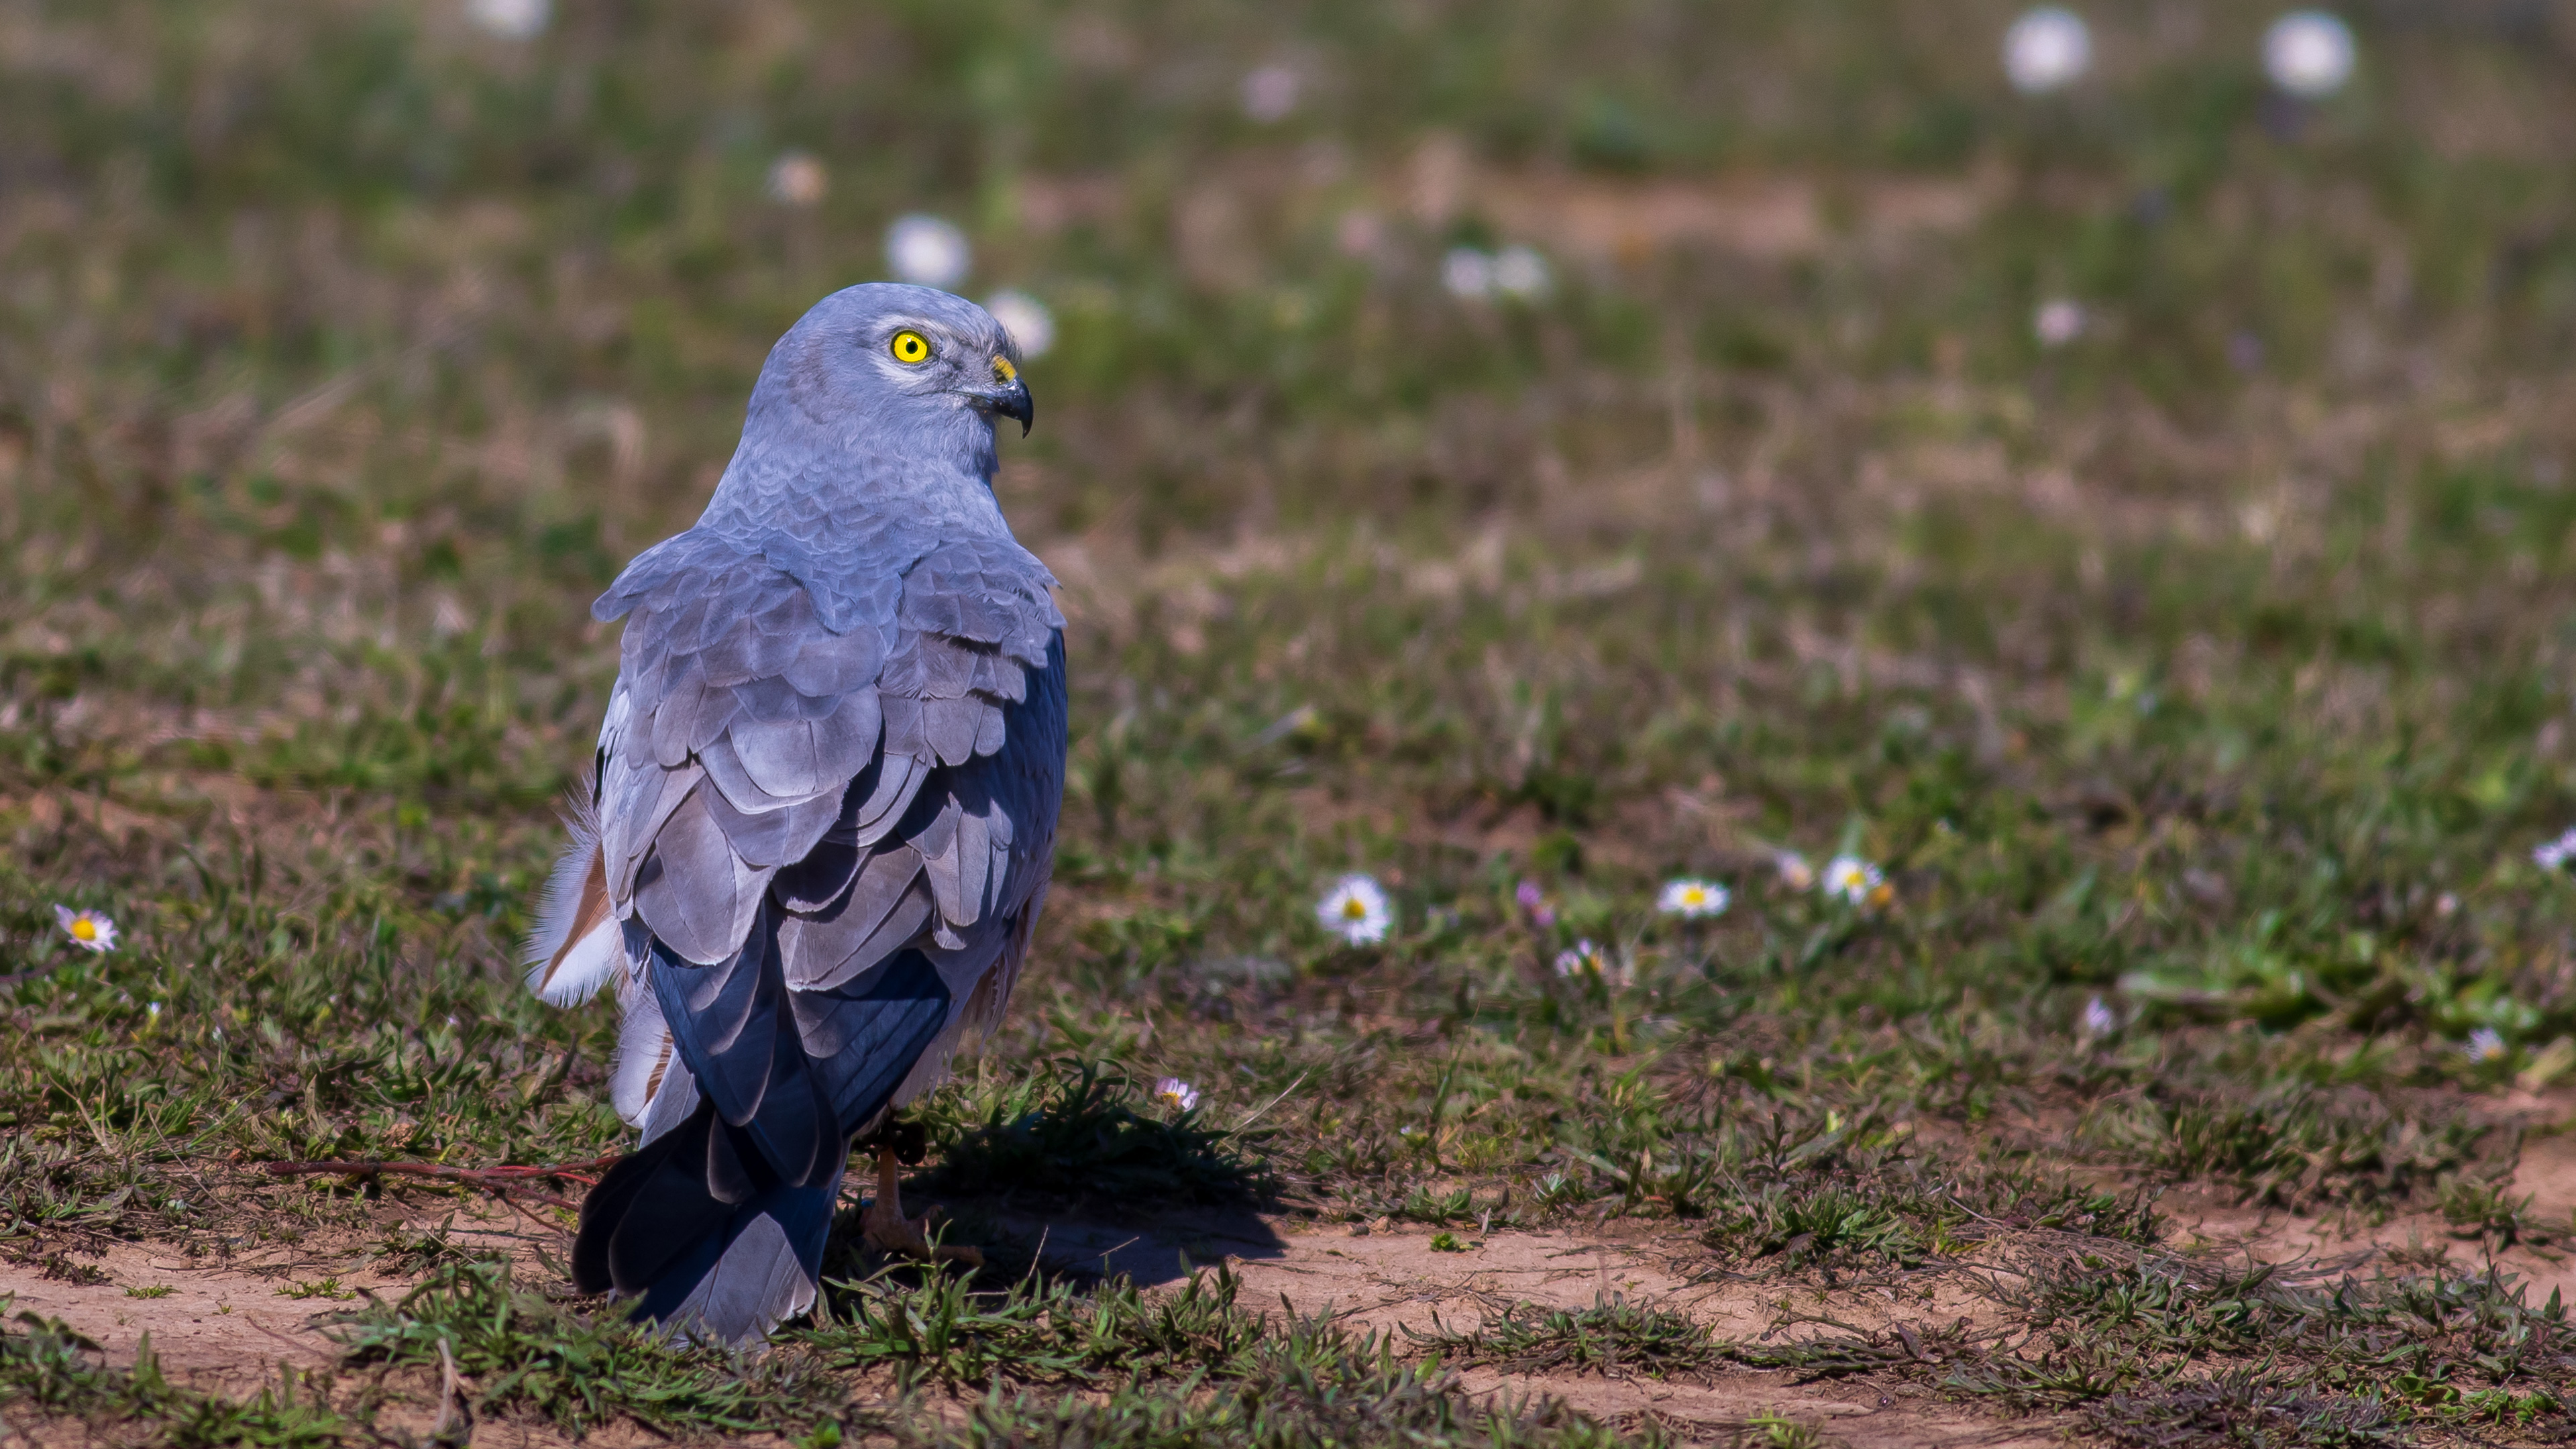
[861,1146,983,1267]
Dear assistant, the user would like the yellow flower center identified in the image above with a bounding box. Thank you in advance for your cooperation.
[71,918,96,941]
[1342,898,1366,918]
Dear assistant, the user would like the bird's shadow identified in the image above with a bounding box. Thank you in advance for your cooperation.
[821,1184,1287,1292]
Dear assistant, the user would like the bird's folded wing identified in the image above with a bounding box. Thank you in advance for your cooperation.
[540,527,1066,1169]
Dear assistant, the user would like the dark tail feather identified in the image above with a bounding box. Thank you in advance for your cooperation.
[637,1163,842,1337]
[573,1104,727,1295]
[573,1094,843,1345]
[582,925,955,1345]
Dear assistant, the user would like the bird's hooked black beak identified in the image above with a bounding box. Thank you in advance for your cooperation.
[969,355,1035,437]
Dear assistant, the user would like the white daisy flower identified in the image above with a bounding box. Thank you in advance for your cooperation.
[2263,11,2355,99]
[1152,1077,1201,1112]
[1441,248,1493,300]
[1240,64,1300,123]
[464,0,549,40]
[1776,852,1815,892]
[1822,855,1886,906]
[2534,828,2576,871]
[54,905,116,953]
[1553,939,1605,977]
[2034,299,2086,347]
[1658,878,1730,920]
[2465,1027,2506,1063]
[1316,874,1393,945]
[983,290,1057,359]
[885,214,972,290]
[2082,996,2116,1036]
[1491,246,1551,301]
[766,152,828,207]
[2002,7,2092,95]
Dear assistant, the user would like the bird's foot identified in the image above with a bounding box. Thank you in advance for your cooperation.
[861,1147,983,1268]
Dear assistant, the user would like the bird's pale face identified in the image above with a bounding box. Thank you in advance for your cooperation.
[775,284,1033,443]
[865,313,1035,437]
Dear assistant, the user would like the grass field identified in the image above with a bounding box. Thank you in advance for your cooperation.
[7,1,2576,1444]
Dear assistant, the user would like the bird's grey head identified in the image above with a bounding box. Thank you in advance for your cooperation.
[700,283,1034,538]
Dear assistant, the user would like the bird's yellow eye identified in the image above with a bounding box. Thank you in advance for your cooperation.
[890,330,932,364]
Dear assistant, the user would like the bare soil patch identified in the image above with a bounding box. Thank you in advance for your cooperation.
[13,1122,2576,1448]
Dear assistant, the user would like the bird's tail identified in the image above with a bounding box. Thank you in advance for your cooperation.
[572,1098,843,1345]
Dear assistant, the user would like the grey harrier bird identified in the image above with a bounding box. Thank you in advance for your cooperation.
[521,284,1065,1344]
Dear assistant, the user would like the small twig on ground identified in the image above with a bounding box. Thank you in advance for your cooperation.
[433,1336,476,1446]
[261,1155,617,1210]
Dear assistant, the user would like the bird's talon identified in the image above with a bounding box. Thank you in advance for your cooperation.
[861,1146,979,1267]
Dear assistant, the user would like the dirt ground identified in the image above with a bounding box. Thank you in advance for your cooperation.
[8,1131,2573,1446]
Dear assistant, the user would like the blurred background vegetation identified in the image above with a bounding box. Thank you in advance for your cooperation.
[7,0,2576,1197]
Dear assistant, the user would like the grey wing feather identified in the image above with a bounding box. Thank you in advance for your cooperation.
[776,847,933,991]
[633,788,775,966]
[590,523,1062,1204]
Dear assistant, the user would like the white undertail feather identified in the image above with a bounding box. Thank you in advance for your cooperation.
[610,985,690,1131]
[523,790,622,1007]
[636,1054,702,1145]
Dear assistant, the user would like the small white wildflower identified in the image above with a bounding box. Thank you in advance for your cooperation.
[984,290,1057,359]
[1553,939,1605,977]
[1240,64,1300,123]
[1441,248,1493,300]
[1776,853,1815,892]
[2534,828,2576,871]
[2263,11,2355,99]
[885,214,972,290]
[1152,1077,1201,1112]
[1316,873,1394,946]
[53,905,117,953]
[2465,1027,2506,1063]
[2082,996,2116,1037]
[464,0,549,40]
[146,1001,162,1023]
[1491,246,1551,300]
[1658,878,1731,920]
[2034,299,2086,347]
[1822,855,1886,906]
[2435,892,2461,918]
[2002,7,2092,95]
[766,151,828,207]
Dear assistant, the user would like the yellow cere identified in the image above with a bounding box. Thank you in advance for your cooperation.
[890,329,930,364]
[992,355,1017,384]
